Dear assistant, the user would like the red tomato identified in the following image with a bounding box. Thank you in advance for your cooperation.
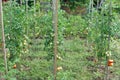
[108,59,113,66]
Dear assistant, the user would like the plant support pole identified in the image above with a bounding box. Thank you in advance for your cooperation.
[52,0,58,80]
[105,0,112,80]
[26,0,28,35]
[0,0,8,74]
[33,0,36,38]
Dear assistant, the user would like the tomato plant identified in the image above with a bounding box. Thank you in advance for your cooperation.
[3,2,26,62]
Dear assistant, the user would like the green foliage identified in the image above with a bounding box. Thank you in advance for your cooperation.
[111,12,120,37]
[60,0,89,8]
[3,2,26,62]
[42,9,88,60]
[1,0,120,80]
[86,1,114,59]
[42,10,65,60]
[57,70,75,80]
[64,15,87,38]
[4,69,19,80]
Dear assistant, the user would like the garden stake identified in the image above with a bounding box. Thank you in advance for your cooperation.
[98,0,108,79]
[33,0,36,45]
[105,0,112,80]
[26,0,29,36]
[52,0,58,80]
[0,0,8,74]
[100,1,108,79]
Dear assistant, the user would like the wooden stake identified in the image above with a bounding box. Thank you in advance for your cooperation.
[33,0,36,46]
[26,0,28,36]
[34,0,36,14]
[105,0,112,80]
[0,0,8,74]
[52,0,58,80]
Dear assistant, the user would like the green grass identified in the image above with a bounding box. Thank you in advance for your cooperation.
[0,38,120,80]
[17,38,96,80]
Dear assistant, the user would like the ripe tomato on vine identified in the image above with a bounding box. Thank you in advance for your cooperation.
[108,59,113,66]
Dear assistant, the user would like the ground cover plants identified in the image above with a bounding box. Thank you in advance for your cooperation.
[0,0,120,80]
